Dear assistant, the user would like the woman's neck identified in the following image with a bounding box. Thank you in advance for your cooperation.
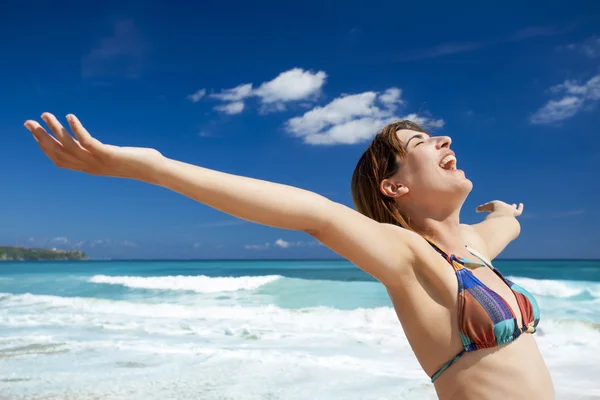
[411,213,471,257]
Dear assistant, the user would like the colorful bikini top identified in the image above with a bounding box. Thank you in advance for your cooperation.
[427,241,541,383]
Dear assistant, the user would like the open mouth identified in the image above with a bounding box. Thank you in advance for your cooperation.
[439,154,457,171]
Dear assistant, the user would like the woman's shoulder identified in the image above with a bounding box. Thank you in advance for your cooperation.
[459,224,492,260]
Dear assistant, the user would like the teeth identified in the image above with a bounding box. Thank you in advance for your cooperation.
[439,155,457,170]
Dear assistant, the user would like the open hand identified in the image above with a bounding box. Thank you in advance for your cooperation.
[24,113,163,181]
[476,200,524,217]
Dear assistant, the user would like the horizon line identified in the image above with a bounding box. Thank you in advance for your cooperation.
[3,258,599,262]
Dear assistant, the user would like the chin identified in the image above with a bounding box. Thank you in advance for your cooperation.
[458,180,473,199]
[461,176,473,191]
[451,173,473,198]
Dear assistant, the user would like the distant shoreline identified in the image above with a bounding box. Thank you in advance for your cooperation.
[0,246,88,261]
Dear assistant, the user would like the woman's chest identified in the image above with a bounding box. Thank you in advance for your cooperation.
[461,265,524,325]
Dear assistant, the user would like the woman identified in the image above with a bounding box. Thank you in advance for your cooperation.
[24,113,554,400]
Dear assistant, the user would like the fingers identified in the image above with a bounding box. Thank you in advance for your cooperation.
[476,200,523,216]
[66,114,105,152]
[25,120,64,154]
[476,201,494,213]
[31,112,104,155]
[41,113,80,154]
[25,113,96,171]
[24,121,87,170]
[515,203,524,216]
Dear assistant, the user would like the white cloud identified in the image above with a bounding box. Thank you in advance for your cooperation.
[244,243,271,250]
[246,239,321,250]
[187,89,206,103]
[550,76,600,100]
[530,97,584,124]
[379,87,404,109]
[210,68,326,114]
[398,26,564,62]
[274,239,290,248]
[531,74,600,124]
[259,102,287,114]
[286,88,444,145]
[89,239,111,248]
[208,84,253,114]
[559,36,600,58]
[81,19,148,79]
[215,101,245,115]
[49,237,69,245]
[18,237,138,251]
[254,68,327,104]
[211,83,254,101]
[287,92,380,136]
[403,113,446,128]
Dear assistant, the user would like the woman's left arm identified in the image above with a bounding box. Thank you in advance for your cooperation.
[464,201,523,260]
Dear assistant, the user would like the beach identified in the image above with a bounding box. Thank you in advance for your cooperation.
[1,259,600,399]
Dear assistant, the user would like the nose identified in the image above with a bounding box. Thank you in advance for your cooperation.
[435,136,452,149]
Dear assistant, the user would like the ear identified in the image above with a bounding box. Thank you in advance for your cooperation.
[380,178,409,199]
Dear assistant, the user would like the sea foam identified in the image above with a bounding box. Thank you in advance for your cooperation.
[507,276,600,299]
[88,274,282,293]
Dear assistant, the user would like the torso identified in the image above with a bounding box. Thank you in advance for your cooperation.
[386,230,554,399]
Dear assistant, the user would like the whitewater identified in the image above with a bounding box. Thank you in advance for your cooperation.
[1,259,599,399]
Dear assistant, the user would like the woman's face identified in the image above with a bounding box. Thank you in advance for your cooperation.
[382,129,473,208]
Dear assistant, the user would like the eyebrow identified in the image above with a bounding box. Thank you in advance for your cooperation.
[404,134,427,149]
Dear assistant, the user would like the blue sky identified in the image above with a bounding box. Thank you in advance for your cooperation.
[1,0,599,259]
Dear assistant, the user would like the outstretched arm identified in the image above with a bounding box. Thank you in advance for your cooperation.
[24,113,424,288]
[468,201,523,260]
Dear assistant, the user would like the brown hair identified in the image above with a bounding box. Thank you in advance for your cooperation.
[350,120,428,230]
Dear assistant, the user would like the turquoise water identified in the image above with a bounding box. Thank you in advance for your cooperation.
[1,260,600,399]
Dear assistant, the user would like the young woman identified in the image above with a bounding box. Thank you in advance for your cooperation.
[24,113,554,400]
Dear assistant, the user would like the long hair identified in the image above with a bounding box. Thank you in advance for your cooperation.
[350,120,428,230]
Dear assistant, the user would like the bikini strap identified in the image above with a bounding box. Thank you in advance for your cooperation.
[425,239,452,263]
[464,245,495,271]
[425,239,464,270]
[430,349,467,382]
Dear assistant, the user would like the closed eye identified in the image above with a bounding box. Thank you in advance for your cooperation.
[404,133,429,150]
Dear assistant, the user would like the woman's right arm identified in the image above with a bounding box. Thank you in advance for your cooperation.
[154,158,423,285]
[25,113,423,287]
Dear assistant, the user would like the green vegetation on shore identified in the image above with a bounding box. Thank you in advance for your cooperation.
[0,246,88,261]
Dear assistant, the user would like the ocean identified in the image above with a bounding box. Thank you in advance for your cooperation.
[1,259,600,400]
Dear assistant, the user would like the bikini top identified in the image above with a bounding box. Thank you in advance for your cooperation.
[427,241,541,383]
